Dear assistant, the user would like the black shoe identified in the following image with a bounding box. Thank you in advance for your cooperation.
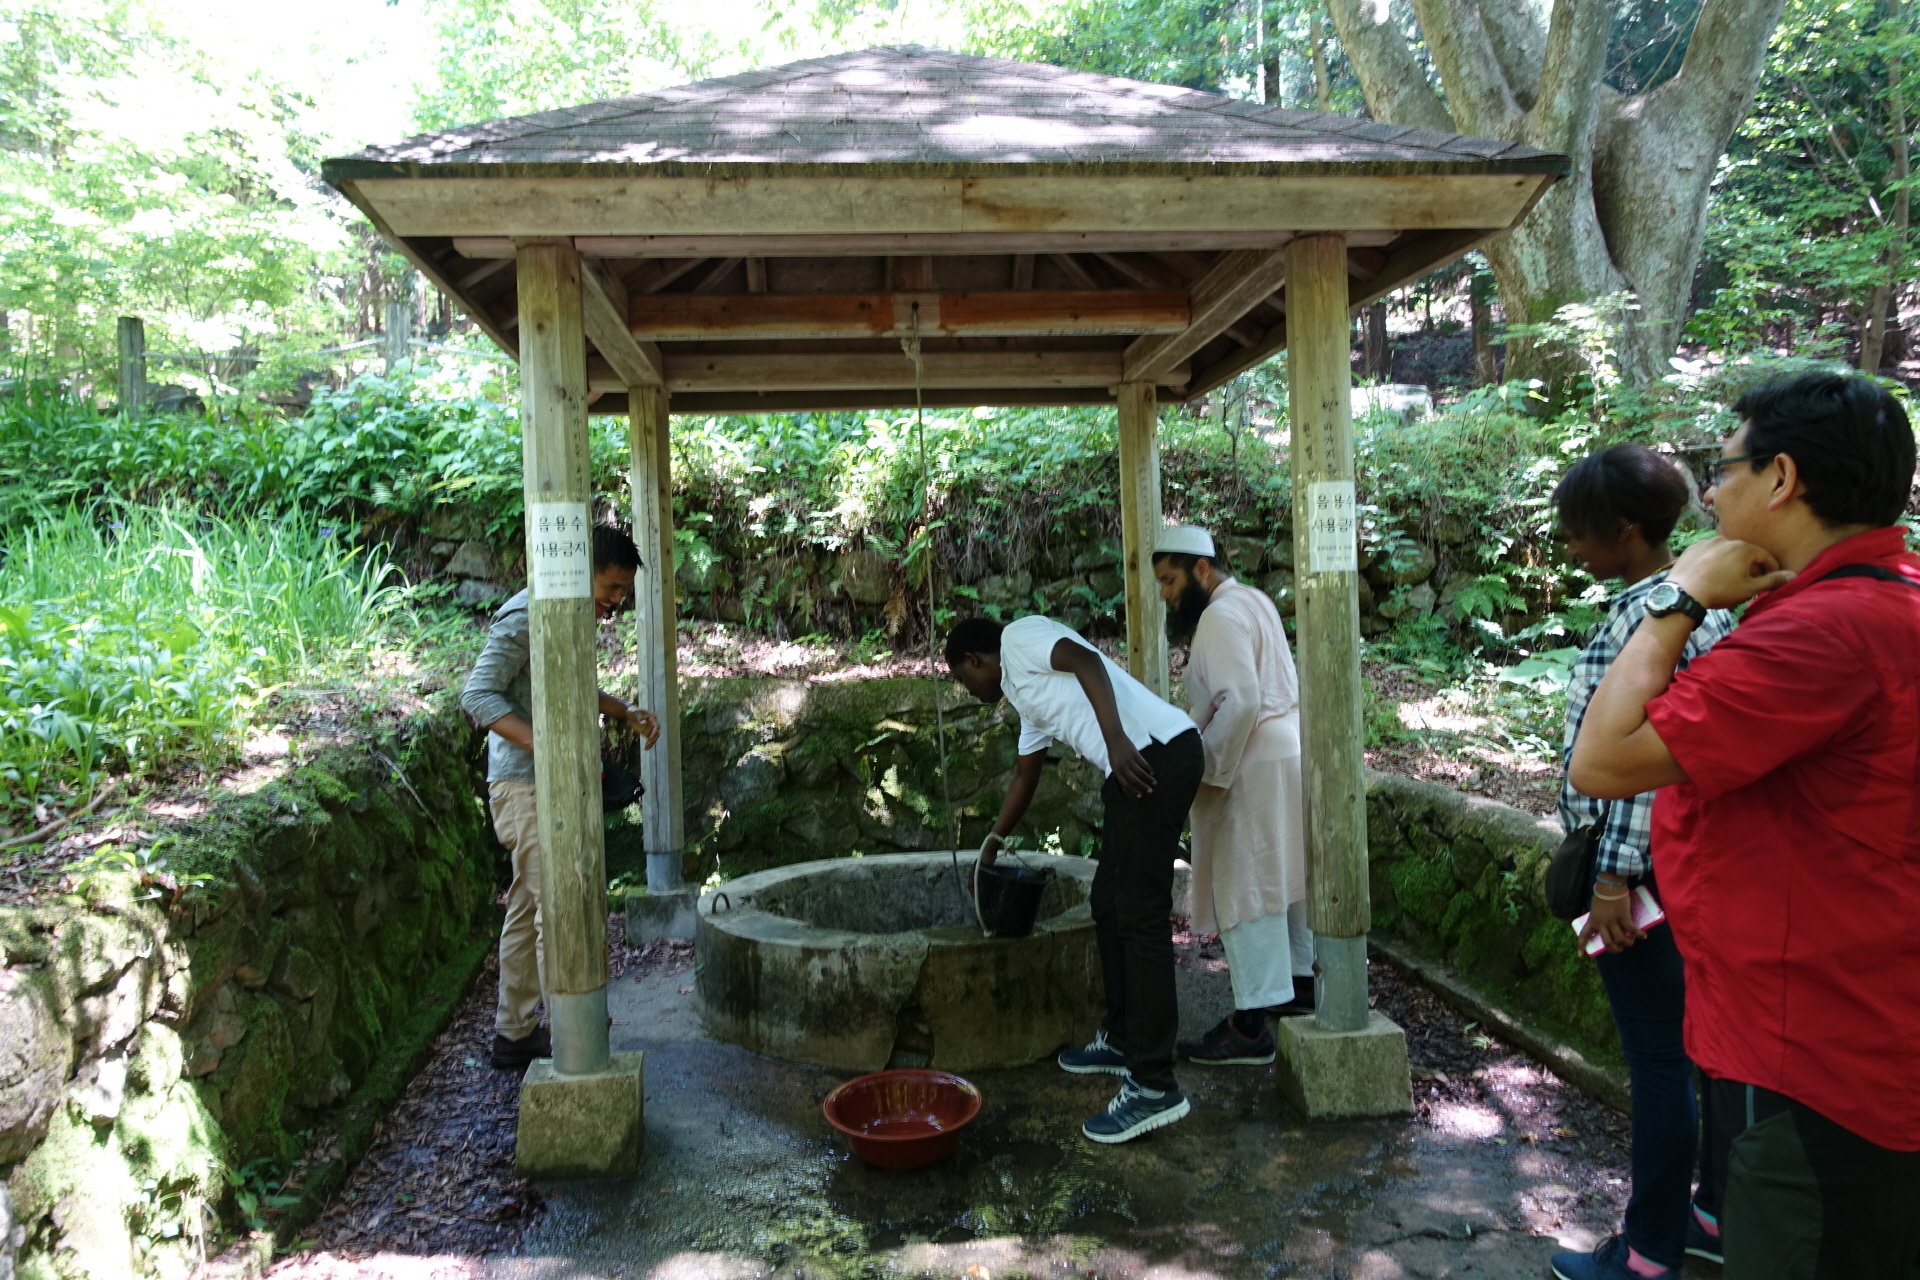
[490,1027,551,1070]
[1177,1014,1277,1066]
[1266,977,1316,1018]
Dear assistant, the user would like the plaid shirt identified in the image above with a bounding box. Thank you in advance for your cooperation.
[1559,570,1735,879]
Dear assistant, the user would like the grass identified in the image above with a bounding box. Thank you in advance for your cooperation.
[0,503,440,821]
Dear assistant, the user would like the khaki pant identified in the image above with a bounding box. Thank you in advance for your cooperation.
[489,781,546,1039]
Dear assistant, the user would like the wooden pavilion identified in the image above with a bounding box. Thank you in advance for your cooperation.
[324,45,1564,1123]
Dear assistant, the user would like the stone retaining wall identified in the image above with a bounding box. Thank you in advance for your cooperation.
[0,702,496,1280]
[1365,771,1615,1060]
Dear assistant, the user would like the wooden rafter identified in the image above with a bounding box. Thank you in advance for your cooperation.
[579,257,664,389]
[627,290,1189,342]
[586,349,1190,395]
[1122,247,1291,384]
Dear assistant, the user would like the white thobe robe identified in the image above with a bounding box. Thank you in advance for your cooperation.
[1186,578,1312,1006]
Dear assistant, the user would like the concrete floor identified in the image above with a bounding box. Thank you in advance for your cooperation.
[481,951,1672,1280]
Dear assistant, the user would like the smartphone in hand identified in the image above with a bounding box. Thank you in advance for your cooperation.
[1572,885,1668,957]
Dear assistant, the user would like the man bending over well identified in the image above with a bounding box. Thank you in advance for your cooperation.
[945,614,1200,1144]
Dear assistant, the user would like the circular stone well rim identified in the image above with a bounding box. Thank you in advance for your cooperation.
[694,851,1103,1073]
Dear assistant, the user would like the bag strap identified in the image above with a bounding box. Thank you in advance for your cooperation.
[1817,562,1920,590]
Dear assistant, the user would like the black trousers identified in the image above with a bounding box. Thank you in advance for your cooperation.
[1706,1077,1920,1279]
[1091,729,1204,1093]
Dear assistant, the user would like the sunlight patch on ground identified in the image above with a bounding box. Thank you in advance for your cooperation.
[640,1249,766,1280]
[1396,696,1488,735]
[1426,1101,1506,1140]
[267,1252,481,1279]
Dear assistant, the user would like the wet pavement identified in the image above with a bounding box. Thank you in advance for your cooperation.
[474,945,1696,1280]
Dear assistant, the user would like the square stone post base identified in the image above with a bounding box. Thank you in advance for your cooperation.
[627,888,698,944]
[516,1051,645,1178]
[1276,1012,1413,1119]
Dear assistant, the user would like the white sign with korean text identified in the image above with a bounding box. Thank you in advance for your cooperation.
[1306,480,1359,574]
[528,502,592,599]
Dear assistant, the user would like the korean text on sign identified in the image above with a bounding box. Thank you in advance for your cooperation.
[528,502,592,599]
[1306,480,1358,574]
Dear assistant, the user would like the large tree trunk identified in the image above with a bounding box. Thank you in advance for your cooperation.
[1328,0,1787,386]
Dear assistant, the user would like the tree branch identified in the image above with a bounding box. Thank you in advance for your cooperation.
[1409,0,1525,134]
[1632,0,1791,151]
[1325,0,1455,131]
[1521,0,1616,156]
[1475,0,1549,110]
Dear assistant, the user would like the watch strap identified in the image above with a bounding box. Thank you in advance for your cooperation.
[1649,584,1707,624]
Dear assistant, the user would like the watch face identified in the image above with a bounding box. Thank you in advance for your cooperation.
[1646,582,1682,612]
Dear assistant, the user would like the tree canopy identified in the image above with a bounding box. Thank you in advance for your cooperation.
[1,0,1913,392]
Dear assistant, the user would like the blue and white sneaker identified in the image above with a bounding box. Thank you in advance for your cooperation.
[1057,1029,1128,1076]
[1081,1076,1191,1144]
[1549,1236,1673,1280]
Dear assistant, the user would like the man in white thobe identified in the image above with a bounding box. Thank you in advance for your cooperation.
[1153,525,1313,1066]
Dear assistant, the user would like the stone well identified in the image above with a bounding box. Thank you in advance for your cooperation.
[695,852,1102,1072]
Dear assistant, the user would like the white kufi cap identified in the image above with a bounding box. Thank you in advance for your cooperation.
[1154,524,1217,557]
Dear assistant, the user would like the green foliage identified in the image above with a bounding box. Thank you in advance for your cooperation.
[0,366,631,541]
[0,0,349,376]
[964,0,1368,106]
[1692,0,1917,351]
[224,1158,298,1234]
[0,503,412,819]
[410,0,730,132]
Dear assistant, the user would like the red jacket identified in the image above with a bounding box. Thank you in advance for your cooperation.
[1649,526,1920,1151]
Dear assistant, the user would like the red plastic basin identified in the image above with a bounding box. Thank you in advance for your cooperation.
[822,1069,982,1169]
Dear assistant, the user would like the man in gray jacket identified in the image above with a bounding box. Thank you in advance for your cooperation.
[461,525,660,1069]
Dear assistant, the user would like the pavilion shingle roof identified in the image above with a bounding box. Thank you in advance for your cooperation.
[337,45,1564,176]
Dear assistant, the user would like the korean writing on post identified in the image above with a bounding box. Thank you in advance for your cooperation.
[1306,480,1358,574]
[528,502,592,599]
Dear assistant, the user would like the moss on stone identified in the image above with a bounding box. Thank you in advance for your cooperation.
[1388,850,1455,926]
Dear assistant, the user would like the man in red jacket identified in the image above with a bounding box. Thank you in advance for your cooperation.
[1572,372,1920,1280]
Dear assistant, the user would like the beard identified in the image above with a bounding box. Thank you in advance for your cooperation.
[1165,576,1212,643]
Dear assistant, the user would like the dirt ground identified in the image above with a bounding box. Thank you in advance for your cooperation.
[261,917,1681,1280]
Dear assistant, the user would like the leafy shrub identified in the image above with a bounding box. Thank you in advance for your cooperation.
[0,504,409,818]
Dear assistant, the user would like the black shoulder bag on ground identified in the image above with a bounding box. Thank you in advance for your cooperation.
[1546,805,1608,921]
[1544,563,1916,920]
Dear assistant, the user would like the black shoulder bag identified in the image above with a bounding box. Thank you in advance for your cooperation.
[1546,804,1608,921]
[1818,563,1920,590]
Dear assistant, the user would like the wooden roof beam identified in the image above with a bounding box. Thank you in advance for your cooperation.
[1122,247,1291,384]
[628,258,708,295]
[580,257,664,388]
[628,290,1189,342]
[587,349,1190,395]
[692,258,744,294]
[1048,254,1101,290]
[589,386,1135,415]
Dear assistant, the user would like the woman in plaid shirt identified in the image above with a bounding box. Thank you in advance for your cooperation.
[1550,445,1735,1280]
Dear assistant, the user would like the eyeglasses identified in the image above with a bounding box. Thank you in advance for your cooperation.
[1708,451,1774,478]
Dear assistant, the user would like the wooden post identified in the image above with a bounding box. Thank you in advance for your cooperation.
[1117,381,1168,698]
[116,317,146,415]
[627,383,685,891]
[1365,302,1389,381]
[1286,233,1371,1034]
[384,301,411,374]
[515,239,609,1076]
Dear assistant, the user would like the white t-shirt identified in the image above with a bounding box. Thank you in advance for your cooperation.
[1000,615,1196,776]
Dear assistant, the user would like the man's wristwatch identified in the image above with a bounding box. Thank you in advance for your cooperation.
[1644,580,1707,625]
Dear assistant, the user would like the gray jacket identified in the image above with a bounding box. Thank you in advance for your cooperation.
[461,589,535,782]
